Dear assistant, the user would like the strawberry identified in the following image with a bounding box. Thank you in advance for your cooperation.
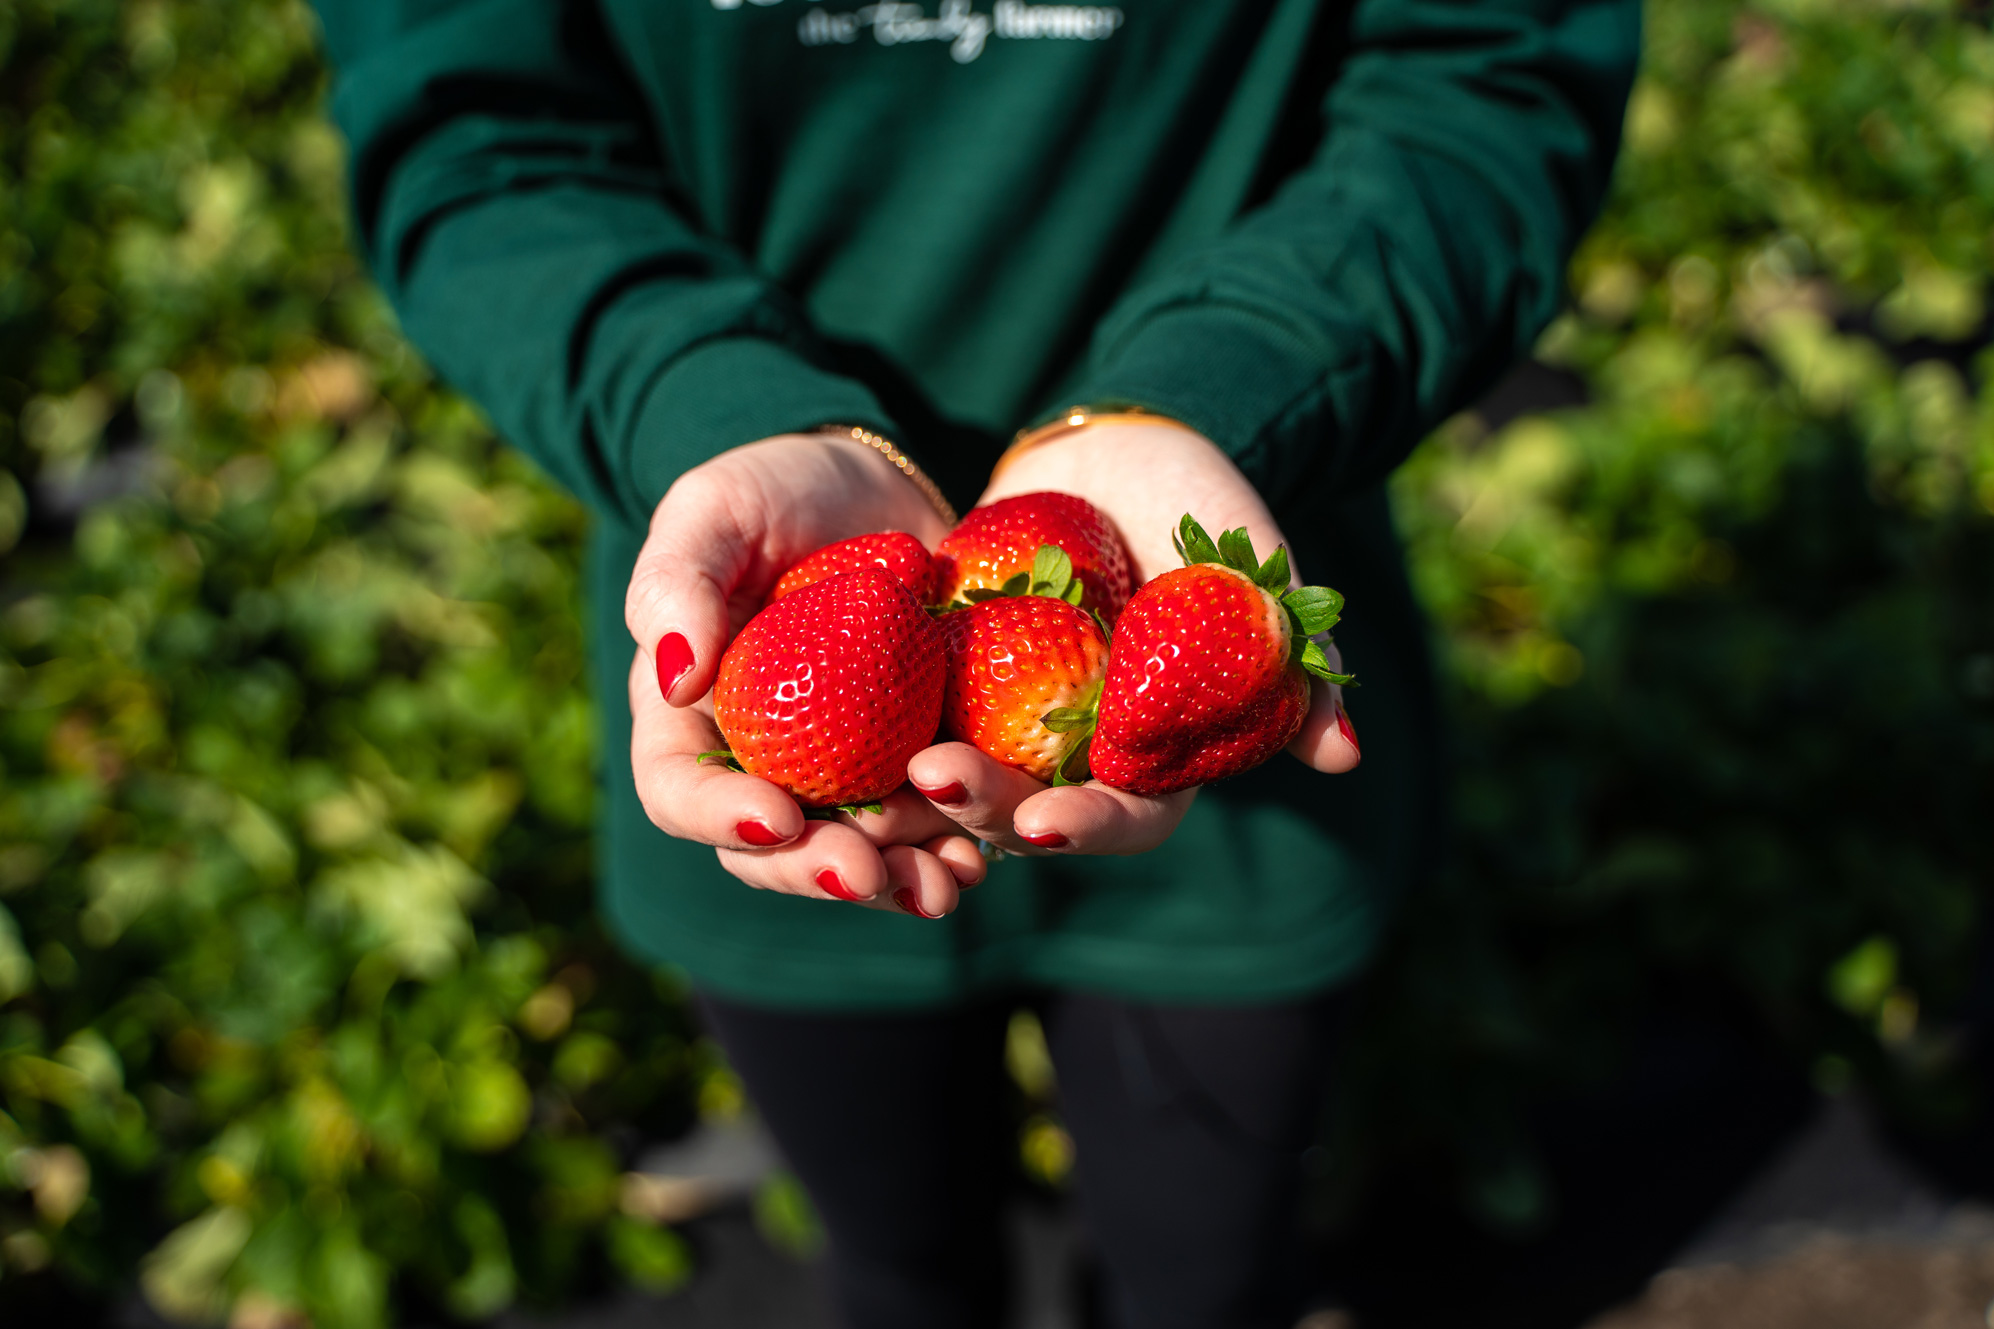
[1089,516,1353,796]
[936,492,1134,625]
[767,531,941,606]
[941,545,1109,784]
[712,568,947,810]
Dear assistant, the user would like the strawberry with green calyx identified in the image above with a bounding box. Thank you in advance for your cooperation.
[766,531,941,607]
[713,568,946,811]
[940,544,1109,785]
[936,492,1134,625]
[1090,515,1353,796]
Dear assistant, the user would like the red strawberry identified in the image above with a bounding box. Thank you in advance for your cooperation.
[712,569,946,810]
[936,492,1134,625]
[1089,516,1353,796]
[767,531,941,606]
[941,546,1109,784]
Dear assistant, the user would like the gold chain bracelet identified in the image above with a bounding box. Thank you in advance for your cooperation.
[817,425,958,529]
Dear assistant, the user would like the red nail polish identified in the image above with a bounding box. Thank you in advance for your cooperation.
[1022,830,1069,849]
[815,869,862,902]
[656,632,694,700]
[893,887,939,919]
[738,820,788,847]
[917,781,969,806]
[1335,700,1360,760]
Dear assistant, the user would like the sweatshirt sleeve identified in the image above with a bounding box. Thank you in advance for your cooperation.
[314,0,900,529]
[1066,0,1640,506]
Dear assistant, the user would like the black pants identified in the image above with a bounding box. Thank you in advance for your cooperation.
[699,989,1342,1329]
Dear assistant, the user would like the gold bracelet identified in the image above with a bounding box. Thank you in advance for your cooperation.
[989,406,1178,483]
[817,425,958,529]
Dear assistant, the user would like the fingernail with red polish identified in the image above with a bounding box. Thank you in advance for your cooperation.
[816,869,862,902]
[656,632,694,700]
[917,781,969,806]
[893,887,939,919]
[1022,830,1069,850]
[737,820,789,847]
[1335,700,1360,759]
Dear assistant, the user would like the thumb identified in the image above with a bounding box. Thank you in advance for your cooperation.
[1286,638,1360,775]
[625,484,754,707]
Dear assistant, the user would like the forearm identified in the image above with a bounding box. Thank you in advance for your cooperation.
[319,0,900,527]
[1066,0,1641,506]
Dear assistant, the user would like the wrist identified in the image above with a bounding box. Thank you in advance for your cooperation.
[815,425,958,529]
[991,406,1206,485]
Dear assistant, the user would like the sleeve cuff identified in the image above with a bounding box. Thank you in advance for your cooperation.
[1071,303,1372,506]
[628,337,902,510]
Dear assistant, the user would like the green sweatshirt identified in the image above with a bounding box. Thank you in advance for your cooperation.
[315,0,1637,1009]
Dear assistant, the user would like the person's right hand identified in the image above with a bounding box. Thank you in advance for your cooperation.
[625,433,984,918]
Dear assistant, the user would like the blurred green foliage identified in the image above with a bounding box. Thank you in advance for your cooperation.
[2,0,1992,1322]
[0,3,703,1323]
[1376,0,1994,1230]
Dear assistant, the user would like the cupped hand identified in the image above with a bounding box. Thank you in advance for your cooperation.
[625,433,981,917]
[906,420,1362,858]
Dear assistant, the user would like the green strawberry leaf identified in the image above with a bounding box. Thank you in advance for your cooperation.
[962,587,1008,603]
[1051,734,1093,787]
[1282,585,1344,636]
[1029,543,1075,598]
[1217,526,1259,575]
[1063,579,1086,607]
[1298,639,1356,685]
[696,748,744,772]
[1176,514,1222,567]
[834,801,887,817]
[1254,544,1291,593]
[1000,572,1031,596]
[1041,707,1094,733]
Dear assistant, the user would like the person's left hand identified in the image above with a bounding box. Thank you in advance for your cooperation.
[901,418,1363,859]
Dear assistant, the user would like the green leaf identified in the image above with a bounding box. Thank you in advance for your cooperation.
[1041,707,1093,733]
[1254,544,1290,593]
[1298,639,1356,685]
[696,749,743,772]
[1176,514,1222,566]
[1217,526,1258,574]
[1051,735,1093,786]
[962,587,1008,603]
[1030,544,1074,597]
[999,572,1030,597]
[1063,580,1086,606]
[834,801,887,817]
[1282,585,1345,636]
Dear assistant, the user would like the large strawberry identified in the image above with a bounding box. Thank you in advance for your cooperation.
[766,531,941,607]
[941,545,1109,784]
[936,492,1134,625]
[712,568,946,810]
[1089,516,1352,796]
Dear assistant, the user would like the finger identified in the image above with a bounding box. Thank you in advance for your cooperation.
[905,742,1054,853]
[880,844,961,918]
[628,650,806,847]
[835,785,960,849]
[1010,783,1198,857]
[625,472,754,706]
[1286,640,1360,774]
[924,834,988,889]
[715,821,891,903]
